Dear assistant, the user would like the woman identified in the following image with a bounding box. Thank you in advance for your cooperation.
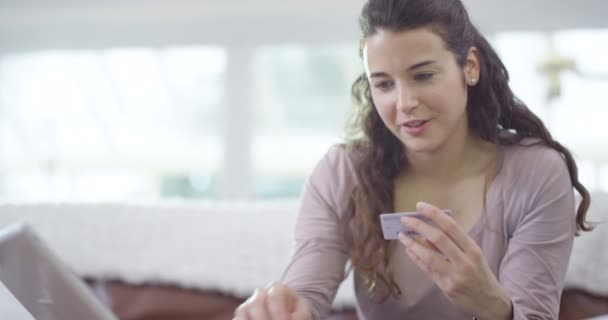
[234,0,592,319]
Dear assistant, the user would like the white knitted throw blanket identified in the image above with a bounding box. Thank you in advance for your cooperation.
[0,201,356,309]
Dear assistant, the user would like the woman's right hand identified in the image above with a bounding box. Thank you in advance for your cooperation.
[233,282,312,320]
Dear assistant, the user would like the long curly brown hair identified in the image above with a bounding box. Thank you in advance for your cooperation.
[342,0,593,302]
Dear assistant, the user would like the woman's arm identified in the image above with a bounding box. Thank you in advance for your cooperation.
[281,147,353,320]
[234,147,352,320]
[498,149,576,320]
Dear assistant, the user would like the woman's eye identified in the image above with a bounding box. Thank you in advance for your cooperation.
[374,81,393,90]
[414,73,434,81]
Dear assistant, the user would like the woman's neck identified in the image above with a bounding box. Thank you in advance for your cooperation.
[404,131,496,183]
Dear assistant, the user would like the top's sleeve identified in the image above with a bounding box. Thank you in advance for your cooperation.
[498,148,577,320]
[281,147,353,320]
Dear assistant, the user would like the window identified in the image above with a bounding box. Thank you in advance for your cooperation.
[252,45,361,198]
[492,30,608,192]
[0,47,225,201]
[1,29,606,201]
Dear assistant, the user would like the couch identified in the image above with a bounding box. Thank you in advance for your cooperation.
[0,196,607,320]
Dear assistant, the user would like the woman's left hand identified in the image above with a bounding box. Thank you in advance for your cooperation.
[399,201,513,320]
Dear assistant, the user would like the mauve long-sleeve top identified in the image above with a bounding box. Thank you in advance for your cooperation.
[282,139,576,320]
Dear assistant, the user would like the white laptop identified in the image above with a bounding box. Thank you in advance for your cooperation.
[0,222,117,320]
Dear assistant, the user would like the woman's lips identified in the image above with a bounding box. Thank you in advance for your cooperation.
[401,120,430,136]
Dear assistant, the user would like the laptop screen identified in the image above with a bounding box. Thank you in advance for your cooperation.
[0,223,117,320]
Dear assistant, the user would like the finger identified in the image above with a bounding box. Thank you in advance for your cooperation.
[234,297,252,319]
[234,307,249,320]
[233,312,248,320]
[267,283,292,319]
[401,214,465,263]
[291,296,311,320]
[247,288,271,320]
[402,242,443,285]
[416,201,477,254]
[399,232,451,276]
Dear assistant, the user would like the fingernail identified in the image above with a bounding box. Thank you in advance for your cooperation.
[416,201,429,211]
[399,232,411,245]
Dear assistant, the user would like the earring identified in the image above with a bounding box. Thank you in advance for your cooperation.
[469,78,477,85]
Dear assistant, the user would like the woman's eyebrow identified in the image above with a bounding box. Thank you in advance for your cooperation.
[369,60,437,78]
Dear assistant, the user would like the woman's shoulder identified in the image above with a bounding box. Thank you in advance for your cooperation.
[319,143,363,169]
[308,143,363,191]
[501,137,568,175]
[497,137,571,197]
[310,143,361,185]
[496,139,576,237]
[303,143,362,217]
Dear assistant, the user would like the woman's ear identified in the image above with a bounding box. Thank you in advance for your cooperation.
[465,47,480,86]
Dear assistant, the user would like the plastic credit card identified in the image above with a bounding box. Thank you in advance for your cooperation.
[379,210,453,240]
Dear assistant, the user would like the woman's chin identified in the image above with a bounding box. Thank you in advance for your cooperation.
[401,138,440,154]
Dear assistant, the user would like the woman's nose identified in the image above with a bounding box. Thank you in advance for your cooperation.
[396,85,419,112]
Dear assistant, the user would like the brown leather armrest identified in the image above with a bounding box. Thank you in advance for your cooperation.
[89,279,243,320]
[560,288,608,320]
[87,280,608,320]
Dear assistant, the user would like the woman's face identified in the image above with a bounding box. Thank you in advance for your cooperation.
[364,27,479,154]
